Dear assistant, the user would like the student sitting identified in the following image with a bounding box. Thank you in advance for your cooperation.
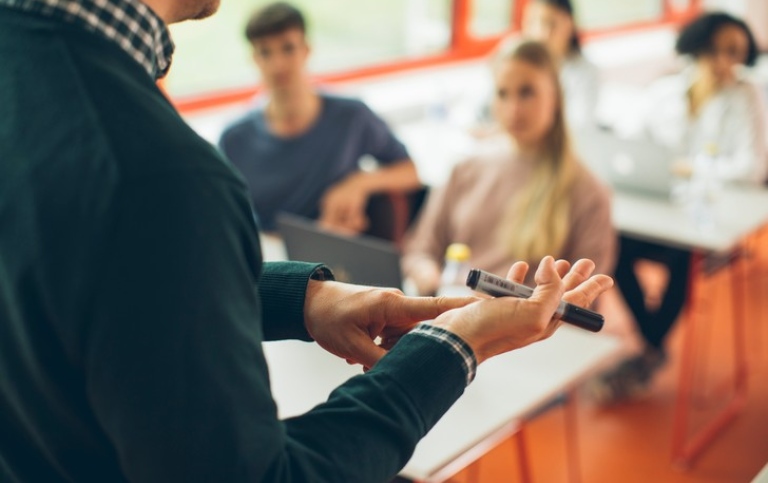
[219,2,421,233]
[521,0,600,128]
[471,0,600,137]
[635,12,766,183]
[594,12,766,403]
[402,40,615,297]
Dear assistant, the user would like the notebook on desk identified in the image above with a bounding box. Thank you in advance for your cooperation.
[276,213,404,289]
[573,127,677,198]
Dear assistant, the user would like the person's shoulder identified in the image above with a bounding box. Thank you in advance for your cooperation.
[320,92,377,117]
[449,142,513,184]
[729,76,764,104]
[572,161,612,202]
[321,92,367,108]
[6,19,245,191]
[220,109,263,143]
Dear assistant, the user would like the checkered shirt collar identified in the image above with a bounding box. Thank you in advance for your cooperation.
[0,0,174,79]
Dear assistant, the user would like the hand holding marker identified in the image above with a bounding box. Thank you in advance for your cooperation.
[465,269,605,332]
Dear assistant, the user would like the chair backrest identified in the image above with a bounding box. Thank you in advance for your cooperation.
[364,186,429,246]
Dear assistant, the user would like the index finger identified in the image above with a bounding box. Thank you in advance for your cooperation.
[505,261,529,284]
[561,259,596,292]
[391,295,481,324]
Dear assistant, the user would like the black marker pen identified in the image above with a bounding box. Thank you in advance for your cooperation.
[465,269,604,332]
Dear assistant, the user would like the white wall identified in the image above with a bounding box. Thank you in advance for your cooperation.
[705,0,748,14]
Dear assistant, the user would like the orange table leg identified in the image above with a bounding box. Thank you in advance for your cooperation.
[671,251,749,468]
[514,426,533,483]
[563,391,582,483]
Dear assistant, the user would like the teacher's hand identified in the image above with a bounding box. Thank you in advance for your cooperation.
[303,281,479,369]
[431,257,613,364]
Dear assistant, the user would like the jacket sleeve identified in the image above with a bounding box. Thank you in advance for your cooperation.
[258,261,326,342]
[85,172,467,483]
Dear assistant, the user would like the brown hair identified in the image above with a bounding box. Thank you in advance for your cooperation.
[531,0,581,53]
[245,2,306,42]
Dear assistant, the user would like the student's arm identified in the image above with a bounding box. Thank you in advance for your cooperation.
[344,158,421,192]
[319,160,421,230]
[319,160,421,234]
[319,103,421,233]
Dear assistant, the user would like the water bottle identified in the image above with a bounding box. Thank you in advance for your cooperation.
[437,243,473,296]
[689,143,721,233]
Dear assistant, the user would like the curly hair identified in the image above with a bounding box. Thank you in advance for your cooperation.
[675,12,758,66]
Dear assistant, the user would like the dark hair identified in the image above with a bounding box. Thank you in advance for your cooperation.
[532,0,581,53]
[245,2,306,43]
[675,12,758,66]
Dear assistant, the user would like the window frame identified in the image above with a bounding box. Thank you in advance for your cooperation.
[173,0,701,113]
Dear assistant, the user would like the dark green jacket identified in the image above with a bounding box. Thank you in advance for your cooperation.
[0,7,467,483]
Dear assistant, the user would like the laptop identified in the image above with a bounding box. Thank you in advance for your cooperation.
[276,213,403,289]
[573,127,677,198]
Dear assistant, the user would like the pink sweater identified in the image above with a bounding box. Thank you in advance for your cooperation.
[402,148,616,285]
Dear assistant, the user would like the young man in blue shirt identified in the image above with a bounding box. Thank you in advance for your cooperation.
[219,2,421,233]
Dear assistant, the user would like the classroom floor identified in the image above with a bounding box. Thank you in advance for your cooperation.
[445,235,768,483]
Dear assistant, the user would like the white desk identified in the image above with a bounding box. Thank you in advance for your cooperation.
[613,186,768,252]
[752,462,768,483]
[263,326,622,482]
[259,233,288,262]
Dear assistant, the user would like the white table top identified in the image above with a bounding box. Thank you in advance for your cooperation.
[613,186,768,252]
[263,326,623,481]
[752,462,768,483]
[259,233,288,262]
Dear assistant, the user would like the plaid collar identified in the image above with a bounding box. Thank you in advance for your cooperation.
[0,0,174,79]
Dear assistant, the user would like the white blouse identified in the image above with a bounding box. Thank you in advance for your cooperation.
[560,53,600,129]
[637,69,767,184]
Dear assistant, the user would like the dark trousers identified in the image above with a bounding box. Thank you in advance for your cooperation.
[615,236,691,349]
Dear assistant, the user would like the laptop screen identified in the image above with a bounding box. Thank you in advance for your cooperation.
[573,127,676,198]
[276,214,403,289]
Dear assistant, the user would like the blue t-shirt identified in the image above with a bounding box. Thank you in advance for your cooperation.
[219,94,410,231]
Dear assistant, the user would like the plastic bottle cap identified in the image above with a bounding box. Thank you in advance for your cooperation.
[445,243,471,262]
